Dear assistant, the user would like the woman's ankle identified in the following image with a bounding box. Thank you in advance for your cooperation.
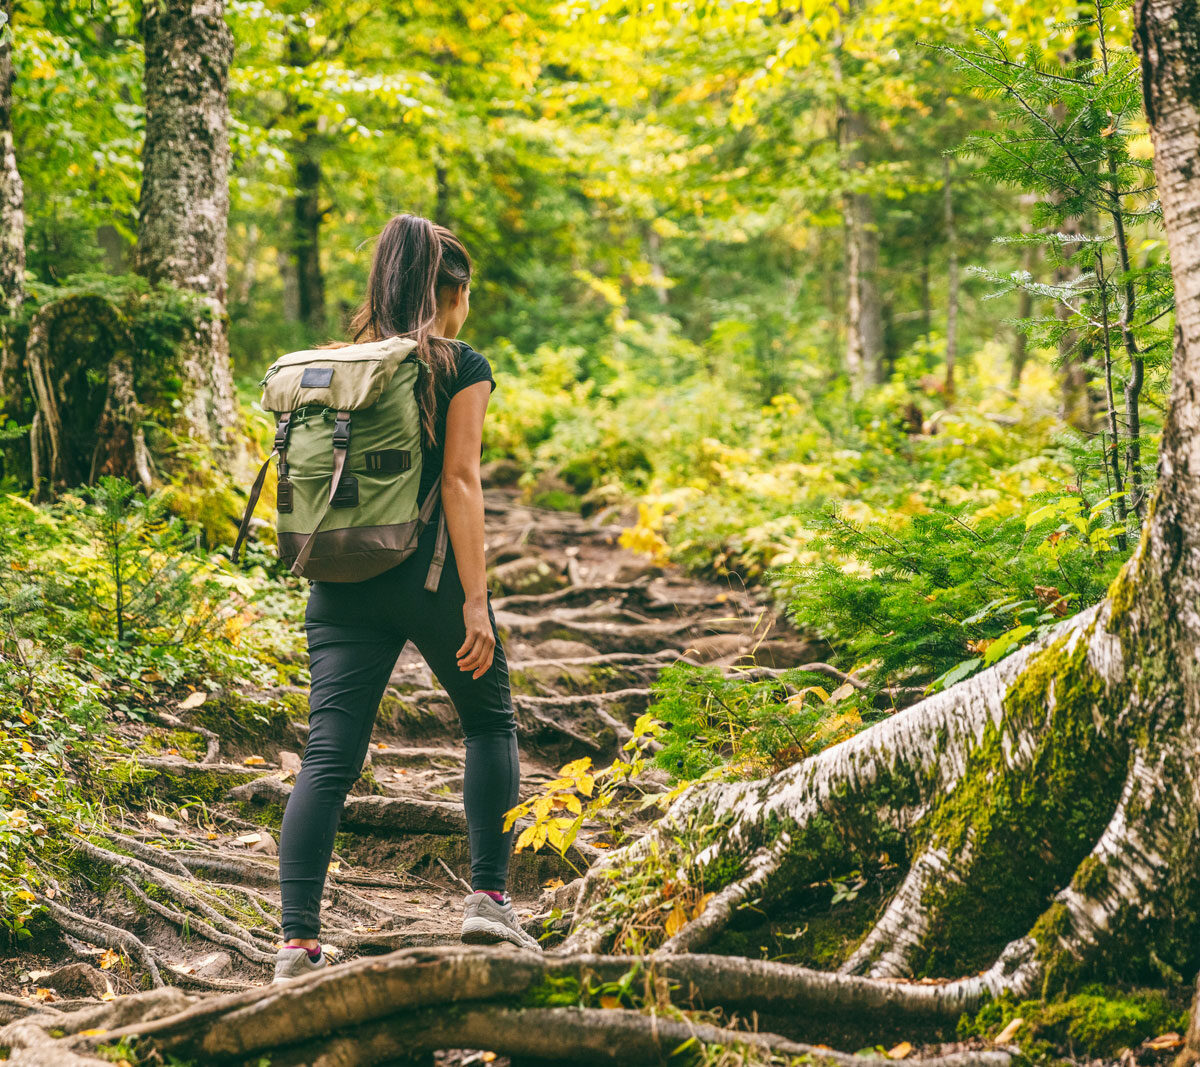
[284,937,321,950]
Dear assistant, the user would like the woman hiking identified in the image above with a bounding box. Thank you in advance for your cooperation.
[272,213,541,983]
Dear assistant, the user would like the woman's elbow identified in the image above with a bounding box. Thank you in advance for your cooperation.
[441,467,481,496]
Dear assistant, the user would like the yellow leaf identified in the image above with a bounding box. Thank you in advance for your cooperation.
[99,949,120,970]
[515,824,538,851]
[33,987,56,1002]
[599,994,622,1009]
[78,1028,109,1036]
[692,892,715,919]
[577,774,595,798]
[243,755,267,766]
[562,794,582,815]
[542,878,565,890]
[15,889,35,902]
[560,757,592,778]
[664,903,688,938]
[327,861,341,873]
[178,690,207,710]
[887,1042,913,1059]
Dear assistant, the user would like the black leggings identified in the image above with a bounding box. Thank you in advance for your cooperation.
[278,518,519,941]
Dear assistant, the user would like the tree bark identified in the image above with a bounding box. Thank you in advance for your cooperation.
[0,0,26,415]
[135,0,235,448]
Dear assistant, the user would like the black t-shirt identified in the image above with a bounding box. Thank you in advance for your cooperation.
[417,340,496,508]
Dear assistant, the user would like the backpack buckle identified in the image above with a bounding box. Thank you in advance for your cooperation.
[273,412,293,451]
[332,412,351,450]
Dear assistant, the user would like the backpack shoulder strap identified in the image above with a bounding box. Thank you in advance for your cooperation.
[289,411,351,576]
[231,412,293,563]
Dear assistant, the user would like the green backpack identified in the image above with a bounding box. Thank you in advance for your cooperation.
[231,336,448,589]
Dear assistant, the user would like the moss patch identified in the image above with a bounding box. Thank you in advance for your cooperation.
[958,985,1189,1059]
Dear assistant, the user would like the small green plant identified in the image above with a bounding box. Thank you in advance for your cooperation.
[503,713,672,874]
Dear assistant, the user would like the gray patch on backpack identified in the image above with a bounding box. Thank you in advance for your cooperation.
[300,367,334,388]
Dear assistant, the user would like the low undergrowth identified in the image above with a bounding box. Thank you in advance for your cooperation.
[0,478,307,944]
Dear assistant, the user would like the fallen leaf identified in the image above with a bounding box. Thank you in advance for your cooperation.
[99,949,120,970]
[542,878,565,890]
[353,925,381,933]
[888,1042,913,1060]
[829,682,857,701]
[243,755,267,766]
[692,891,715,919]
[78,1029,109,1037]
[206,832,218,841]
[235,833,263,846]
[165,747,180,756]
[994,1018,1024,1044]
[178,690,207,710]
[328,861,341,873]
[599,994,622,1010]
[663,903,688,938]
[1146,1033,1184,1051]
[32,988,56,1002]
[145,812,178,832]
[481,1054,497,1064]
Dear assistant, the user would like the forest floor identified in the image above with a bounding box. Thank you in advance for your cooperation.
[0,484,819,1036]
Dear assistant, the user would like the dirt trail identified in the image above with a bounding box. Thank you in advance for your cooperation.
[3,487,818,1002]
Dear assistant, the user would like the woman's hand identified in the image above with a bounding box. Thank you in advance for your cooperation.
[457,593,496,679]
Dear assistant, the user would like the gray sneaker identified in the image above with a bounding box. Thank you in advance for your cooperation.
[272,945,329,983]
[461,892,543,952]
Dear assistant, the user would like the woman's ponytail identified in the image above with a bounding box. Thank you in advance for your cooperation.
[348,213,472,448]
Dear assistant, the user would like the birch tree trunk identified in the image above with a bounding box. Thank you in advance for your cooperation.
[0,0,26,415]
[564,0,1200,1013]
[135,0,235,449]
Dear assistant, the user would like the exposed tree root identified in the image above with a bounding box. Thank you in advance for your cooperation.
[29,947,1020,1066]
[840,846,968,978]
[36,895,164,988]
[656,838,791,955]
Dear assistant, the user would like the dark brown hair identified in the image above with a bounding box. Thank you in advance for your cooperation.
[347,213,472,448]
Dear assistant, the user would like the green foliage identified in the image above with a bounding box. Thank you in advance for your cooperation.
[786,487,1125,694]
[649,661,869,781]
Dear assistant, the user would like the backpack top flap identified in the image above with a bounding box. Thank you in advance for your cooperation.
[260,336,420,414]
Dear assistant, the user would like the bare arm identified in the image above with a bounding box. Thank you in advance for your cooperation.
[441,379,494,679]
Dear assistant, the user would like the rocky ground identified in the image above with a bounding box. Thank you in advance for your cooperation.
[0,484,817,1010]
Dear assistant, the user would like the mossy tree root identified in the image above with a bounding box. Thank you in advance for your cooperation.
[840,846,970,978]
[564,590,1195,997]
[41,946,1024,1066]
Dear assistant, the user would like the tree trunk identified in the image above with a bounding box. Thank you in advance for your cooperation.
[0,0,26,415]
[135,0,234,448]
[292,129,325,336]
[943,157,958,404]
[286,32,326,338]
[562,0,1200,1016]
[833,44,884,398]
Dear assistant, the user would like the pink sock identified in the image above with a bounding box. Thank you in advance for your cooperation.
[477,890,507,904]
[284,944,322,959]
